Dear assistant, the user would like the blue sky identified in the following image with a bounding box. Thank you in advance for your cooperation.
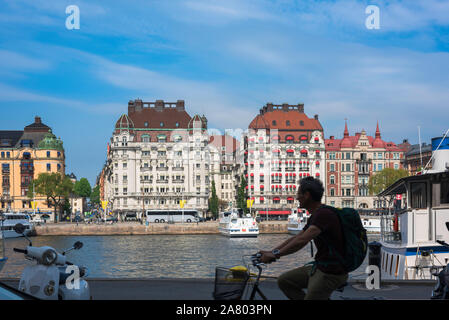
[1,0,449,185]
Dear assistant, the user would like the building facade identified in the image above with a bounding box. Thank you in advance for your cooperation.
[402,142,432,175]
[243,103,325,218]
[0,116,65,217]
[103,99,220,219]
[208,134,240,210]
[324,122,407,209]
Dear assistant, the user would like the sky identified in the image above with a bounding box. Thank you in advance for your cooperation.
[1,0,449,185]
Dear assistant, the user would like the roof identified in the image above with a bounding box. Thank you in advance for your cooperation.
[325,123,405,151]
[24,116,50,133]
[249,108,322,131]
[406,143,432,156]
[0,131,24,148]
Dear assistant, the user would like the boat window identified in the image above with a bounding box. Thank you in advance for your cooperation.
[441,179,449,204]
[410,182,427,209]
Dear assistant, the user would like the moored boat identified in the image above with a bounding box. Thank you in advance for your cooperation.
[287,208,309,235]
[0,212,33,239]
[218,209,259,238]
[376,134,449,280]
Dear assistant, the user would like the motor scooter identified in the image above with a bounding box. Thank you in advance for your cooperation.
[13,223,91,300]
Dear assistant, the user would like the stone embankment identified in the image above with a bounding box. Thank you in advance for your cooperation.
[34,221,288,236]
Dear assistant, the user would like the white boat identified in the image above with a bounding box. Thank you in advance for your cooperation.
[376,135,449,280]
[0,212,34,239]
[360,216,381,233]
[218,210,259,238]
[287,209,309,235]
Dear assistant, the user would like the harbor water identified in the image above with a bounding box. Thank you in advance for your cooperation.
[1,234,379,279]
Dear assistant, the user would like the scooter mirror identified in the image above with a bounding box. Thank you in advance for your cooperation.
[13,223,26,235]
[74,241,83,250]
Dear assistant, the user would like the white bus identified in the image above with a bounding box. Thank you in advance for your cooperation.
[145,210,199,223]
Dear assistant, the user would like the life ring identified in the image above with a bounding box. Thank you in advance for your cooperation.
[393,214,399,232]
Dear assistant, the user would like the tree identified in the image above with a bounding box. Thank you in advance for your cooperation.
[90,185,101,206]
[28,173,74,223]
[368,168,409,195]
[74,178,92,198]
[208,180,219,219]
[237,175,248,214]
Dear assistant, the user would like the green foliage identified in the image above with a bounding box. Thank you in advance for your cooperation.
[368,168,409,195]
[27,173,74,223]
[208,180,219,218]
[237,175,248,214]
[74,178,92,198]
[90,185,101,205]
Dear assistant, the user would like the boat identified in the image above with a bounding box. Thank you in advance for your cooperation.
[360,216,381,233]
[218,209,259,238]
[287,209,309,235]
[376,134,449,280]
[0,212,34,239]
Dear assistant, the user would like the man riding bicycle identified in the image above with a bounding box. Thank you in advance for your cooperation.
[259,177,348,300]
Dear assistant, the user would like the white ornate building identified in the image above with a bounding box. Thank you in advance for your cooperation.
[103,99,220,219]
[243,103,326,218]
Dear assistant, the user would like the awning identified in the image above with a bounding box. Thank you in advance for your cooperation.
[258,210,291,215]
[287,197,294,201]
[260,197,264,200]
[316,161,320,165]
[272,149,280,153]
[316,173,320,177]
[272,136,279,140]
[314,137,319,141]
[260,185,264,189]
[300,149,308,154]
[250,173,254,176]
[273,197,280,201]
[300,136,307,140]
[286,136,294,140]
[287,149,294,153]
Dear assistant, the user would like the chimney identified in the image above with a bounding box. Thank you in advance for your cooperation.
[330,136,334,140]
[35,116,41,124]
[266,103,274,112]
[176,100,185,111]
[282,103,289,112]
[155,100,164,111]
[128,100,135,113]
[314,114,319,120]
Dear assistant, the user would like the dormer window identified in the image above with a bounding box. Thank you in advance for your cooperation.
[175,122,179,127]
[160,122,164,127]
[272,120,277,126]
[144,122,149,127]
[300,121,304,126]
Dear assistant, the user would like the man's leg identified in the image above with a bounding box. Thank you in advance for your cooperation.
[277,265,312,300]
[304,269,348,300]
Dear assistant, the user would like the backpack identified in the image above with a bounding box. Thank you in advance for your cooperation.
[316,205,368,273]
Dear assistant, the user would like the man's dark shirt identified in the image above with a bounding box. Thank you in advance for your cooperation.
[303,206,346,275]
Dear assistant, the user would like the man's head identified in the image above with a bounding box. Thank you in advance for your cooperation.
[296,177,324,208]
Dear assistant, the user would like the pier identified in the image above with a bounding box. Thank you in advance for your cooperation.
[32,221,289,236]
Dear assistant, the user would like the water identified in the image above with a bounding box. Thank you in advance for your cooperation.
[0,234,379,279]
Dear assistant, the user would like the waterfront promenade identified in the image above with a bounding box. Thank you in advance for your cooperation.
[33,221,288,236]
[0,278,435,299]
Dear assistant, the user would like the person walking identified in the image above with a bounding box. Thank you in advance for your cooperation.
[258,177,348,300]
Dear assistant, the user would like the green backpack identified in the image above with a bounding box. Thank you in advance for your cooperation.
[316,205,368,273]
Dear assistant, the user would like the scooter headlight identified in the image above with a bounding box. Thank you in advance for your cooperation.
[42,249,57,265]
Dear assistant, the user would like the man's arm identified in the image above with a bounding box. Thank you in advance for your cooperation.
[259,225,321,263]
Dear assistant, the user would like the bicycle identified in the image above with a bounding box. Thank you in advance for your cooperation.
[213,253,268,300]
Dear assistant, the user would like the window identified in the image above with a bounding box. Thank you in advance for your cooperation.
[160,122,164,127]
[330,175,335,184]
[144,122,149,127]
[46,163,51,171]
[47,151,51,158]
[286,120,290,126]
[175,122,179,127]
[123,163,127,168]
[378,164,383,171]
[346,189,351,196]
[394,163,399,170]
[330,188,335,196]
[272,120,277,126]
[142,135,150,142]
[346,152,351,159]
[330,163,335,172]
[441,180,449,204]
[411,182,427,209]
[346,163,351,172]
[300,121,304,126]
[57,164,61,171]
[329,152,336,160]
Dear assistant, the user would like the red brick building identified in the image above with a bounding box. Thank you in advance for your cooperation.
[325,121,407,209]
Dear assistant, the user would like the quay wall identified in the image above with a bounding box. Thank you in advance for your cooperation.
[34,222,288,236]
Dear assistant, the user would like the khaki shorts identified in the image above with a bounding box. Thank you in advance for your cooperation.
[277,264,348,300]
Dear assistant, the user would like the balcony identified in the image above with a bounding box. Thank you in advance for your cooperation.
[156,167,168,171]
[172,167,184,171]
[20,168,34,175]
[140,179,153,184]
[156,179,168,184]
[172,179,185,184]
[140,167,152,172]
[2,169,10,174]
[285,167,296,171]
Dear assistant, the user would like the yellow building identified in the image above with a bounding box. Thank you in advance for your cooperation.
[0,116,65,219]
